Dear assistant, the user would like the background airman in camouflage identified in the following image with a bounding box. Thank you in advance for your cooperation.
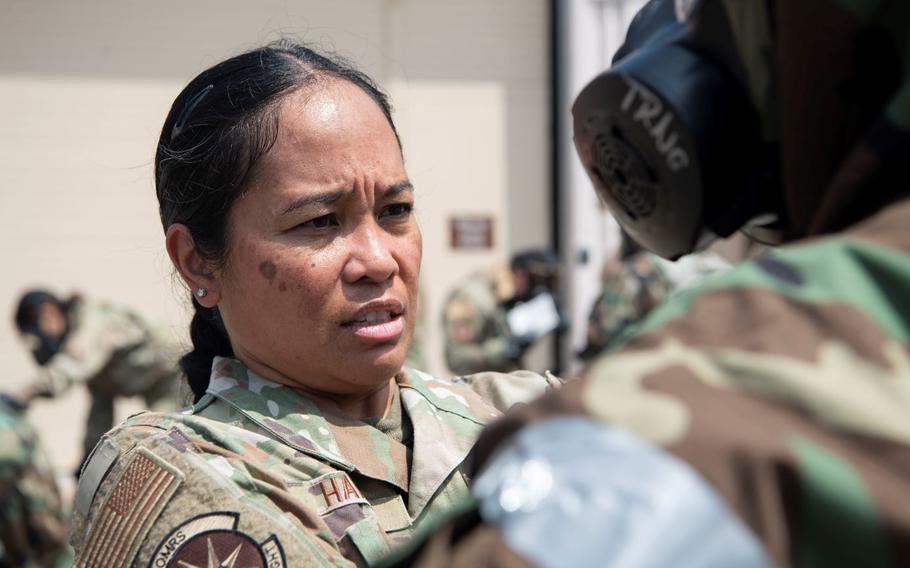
[11,291,185,468]
[443,249,562,375]
[0,398,71,567]
[581,247,728,358]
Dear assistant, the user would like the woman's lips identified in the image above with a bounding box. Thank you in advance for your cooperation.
[342,304,405,342]
[347,314,404,341]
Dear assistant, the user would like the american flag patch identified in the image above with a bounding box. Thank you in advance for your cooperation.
[76,447,183,568]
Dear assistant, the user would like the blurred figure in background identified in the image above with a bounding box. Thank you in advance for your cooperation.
[8,290,184,471]
[580,236,728,358]
[443,249,563,375]
[0,396,71,567]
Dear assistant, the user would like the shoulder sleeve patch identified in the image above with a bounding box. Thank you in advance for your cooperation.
[76,436,121,517]
[76,447,184,568]
[149,512,287,568]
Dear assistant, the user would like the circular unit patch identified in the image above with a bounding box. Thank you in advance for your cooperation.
[149,512,285,568]
[168,529,266,568]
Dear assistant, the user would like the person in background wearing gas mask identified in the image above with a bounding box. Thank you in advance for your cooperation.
[579,232,729,359]
[9,290,184,472]
[387,0,910,566]
[442,249,564,376]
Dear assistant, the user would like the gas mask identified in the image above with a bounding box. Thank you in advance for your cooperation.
[14,290,68,366]
[573,0,778,259]
[20,327,63,366]
[574,0,910,259]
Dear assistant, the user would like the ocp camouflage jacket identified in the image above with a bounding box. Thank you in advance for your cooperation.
[70,357,557,567]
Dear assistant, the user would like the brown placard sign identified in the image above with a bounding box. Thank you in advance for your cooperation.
[450,216,494,249]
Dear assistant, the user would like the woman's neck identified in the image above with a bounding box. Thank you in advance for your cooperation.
[235,354,397,420]
[234,347,397,420]
[303,378,396,420]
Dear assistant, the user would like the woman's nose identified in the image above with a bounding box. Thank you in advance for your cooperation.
[342,224,398,284]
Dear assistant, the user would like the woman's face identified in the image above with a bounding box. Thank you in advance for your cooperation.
[214,80,421,396]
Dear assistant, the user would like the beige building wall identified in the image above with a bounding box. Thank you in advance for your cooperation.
[0,0,550,483]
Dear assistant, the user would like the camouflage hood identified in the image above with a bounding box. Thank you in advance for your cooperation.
[716,0,910,237]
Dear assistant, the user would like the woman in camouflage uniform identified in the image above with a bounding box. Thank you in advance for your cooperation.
[70,42,557,568]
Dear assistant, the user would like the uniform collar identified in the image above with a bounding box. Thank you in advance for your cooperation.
[205,357,356,470]
[397,368,500,517]
[204,357,499,517]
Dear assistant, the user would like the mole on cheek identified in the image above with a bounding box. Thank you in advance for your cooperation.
[259,260,277,282]
[279,282,287,292]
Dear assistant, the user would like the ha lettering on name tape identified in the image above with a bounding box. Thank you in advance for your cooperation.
[309,472,368,514]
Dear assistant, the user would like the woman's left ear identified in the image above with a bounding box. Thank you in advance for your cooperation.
[165,224,221,307]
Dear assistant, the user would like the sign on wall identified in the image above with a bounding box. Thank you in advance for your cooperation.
[449,216,495,249]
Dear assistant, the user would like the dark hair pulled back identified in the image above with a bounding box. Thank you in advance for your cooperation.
[155,40,400,401]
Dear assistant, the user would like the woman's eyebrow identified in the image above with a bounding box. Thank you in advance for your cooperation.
[279,181,412,216]
[279,188,353,216]
[384,180,414,196]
